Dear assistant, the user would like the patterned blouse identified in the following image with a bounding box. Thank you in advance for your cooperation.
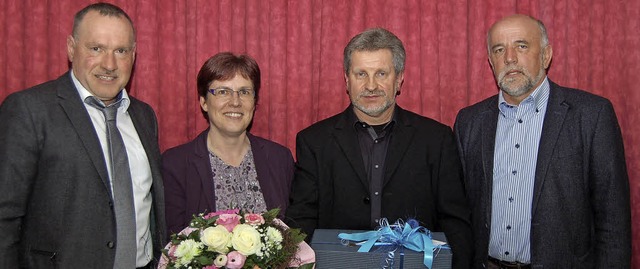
[208,147,268,213]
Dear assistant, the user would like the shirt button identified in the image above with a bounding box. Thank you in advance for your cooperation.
[374,164,379,169]
[374,139,379,143]
[508,197,514,202]
[374,192,379,196]
[512,170,517,175]
[506,225,512,230]
[518,119,523,123]
[515,144,520,148]
[363,197,371,204]
[505,251,510,255]
[107,241,114,248]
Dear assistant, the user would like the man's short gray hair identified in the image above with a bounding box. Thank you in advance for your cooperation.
[344,28,406,75]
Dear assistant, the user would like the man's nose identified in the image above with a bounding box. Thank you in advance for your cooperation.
[504,47,518,65]
[365,76,377,91]
[101,52,118,71]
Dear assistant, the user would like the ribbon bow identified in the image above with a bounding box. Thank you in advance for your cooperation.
[338,219,446,268]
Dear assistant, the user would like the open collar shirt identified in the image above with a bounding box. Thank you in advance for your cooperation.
[489,77,550,263]
[348,108,397,227]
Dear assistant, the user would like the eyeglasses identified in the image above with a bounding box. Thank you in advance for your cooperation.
[208,87,255,100]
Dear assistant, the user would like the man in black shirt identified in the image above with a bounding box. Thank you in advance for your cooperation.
[285,27,473,269]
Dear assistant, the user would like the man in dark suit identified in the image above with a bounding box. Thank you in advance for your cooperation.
[0,3,165,268]
[454,14,631,268]
[285,27,473,268]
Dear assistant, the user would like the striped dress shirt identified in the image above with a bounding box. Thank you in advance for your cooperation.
[489,78,550,263]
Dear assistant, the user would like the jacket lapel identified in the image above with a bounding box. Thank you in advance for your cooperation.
[56,72,113,197]
[191,130,217,211]
[127,101,161,180]
[332,108,369,188]
[249,134,274,207]
[383,107,415,187]
[127,101,164,203]
[531,81,569,215]
[480,99,499,222]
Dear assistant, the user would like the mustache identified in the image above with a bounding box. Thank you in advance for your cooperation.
[358,89,386,97]
[498,66,526,81]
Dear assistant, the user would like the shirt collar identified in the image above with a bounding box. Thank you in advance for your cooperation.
[348,105,397,129]
[70,71,131,110]
[498,76,550,112]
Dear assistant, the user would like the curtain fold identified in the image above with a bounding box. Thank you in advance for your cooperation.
[1,0,639,266]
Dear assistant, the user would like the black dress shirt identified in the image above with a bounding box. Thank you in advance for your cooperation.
[349,109,396,227]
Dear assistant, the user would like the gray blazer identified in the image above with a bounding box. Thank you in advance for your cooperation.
[454,80,631,268]
[0,72,166,268]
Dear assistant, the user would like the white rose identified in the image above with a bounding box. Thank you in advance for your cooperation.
[201,226,232,253]
[231,224,263,255]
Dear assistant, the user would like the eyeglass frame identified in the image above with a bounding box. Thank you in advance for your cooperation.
[207,86,256,100]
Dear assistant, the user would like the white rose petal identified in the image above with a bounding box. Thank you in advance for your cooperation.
[201,225,232,253]
[231,224,263,255]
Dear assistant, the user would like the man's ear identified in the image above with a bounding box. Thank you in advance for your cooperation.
[542,45,553,69]
[396,71,404,88]
[344,72,349,94]
[131,43,137,63]
[395,72,404,95]
[66,35,75,62]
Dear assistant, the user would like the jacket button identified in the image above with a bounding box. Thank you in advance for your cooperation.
[107,241,114,248]
[363,197,370,204]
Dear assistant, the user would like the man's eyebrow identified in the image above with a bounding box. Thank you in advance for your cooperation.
[490,44,504,50]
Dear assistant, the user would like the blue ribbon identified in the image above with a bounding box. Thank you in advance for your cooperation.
[338,219,448,269]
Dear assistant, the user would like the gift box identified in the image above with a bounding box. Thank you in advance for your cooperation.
[311,229,452,269]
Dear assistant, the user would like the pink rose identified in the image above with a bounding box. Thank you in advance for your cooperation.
[244,213,265,226]
[216,214,242,232]
[225,251,247,269]
[204,209,240,220]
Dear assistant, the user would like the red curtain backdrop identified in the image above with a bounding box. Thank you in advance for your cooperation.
[1,0,639,266]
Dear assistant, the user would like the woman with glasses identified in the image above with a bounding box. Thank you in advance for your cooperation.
[162,52,295,235]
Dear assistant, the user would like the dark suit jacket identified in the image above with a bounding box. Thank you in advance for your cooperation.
[162,130,295,235]
[454,80,631,268]
[285,105,473,268]
[0,72,167,268]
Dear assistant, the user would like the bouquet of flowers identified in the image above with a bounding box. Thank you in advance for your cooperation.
[159,208,315,269]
